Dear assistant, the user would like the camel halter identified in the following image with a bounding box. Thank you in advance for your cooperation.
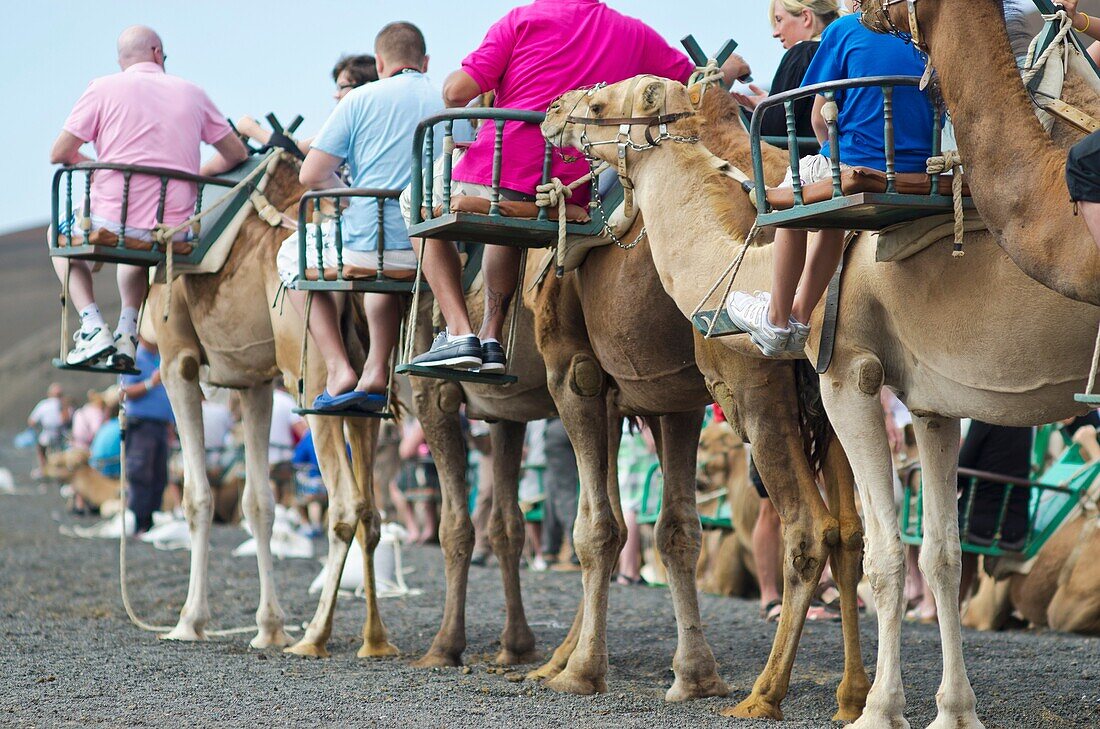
[872,0,936,90]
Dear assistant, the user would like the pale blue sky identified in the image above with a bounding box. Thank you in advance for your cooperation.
[1,0,786,234]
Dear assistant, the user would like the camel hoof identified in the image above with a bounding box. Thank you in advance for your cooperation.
[357,641,400,659]
[495,648,540,666]
[721,695,784,721]
[666,674,730,702]
[849,712,910,729]
[526,660,565,682]
[925,713,982,729]
[284,640,330,659]
[412,651,461,668]
[250,629,292,650]
[160,624,207,642]
[545,668,606,695]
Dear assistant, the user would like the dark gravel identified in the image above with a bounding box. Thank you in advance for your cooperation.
[1,470,1098,728]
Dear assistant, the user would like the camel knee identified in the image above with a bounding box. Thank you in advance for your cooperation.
[439,516,474,558]
[489,506,524,555]
[183,486,213,522]
[655,506,702,562]
[356,502,379,544]
[574,518,620,562]
[863,540,905,594]
[568,353,603,397]
[178,352,200,382]
[918,539,961,585]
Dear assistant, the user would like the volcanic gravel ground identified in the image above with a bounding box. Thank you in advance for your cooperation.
[1,480,1098,727]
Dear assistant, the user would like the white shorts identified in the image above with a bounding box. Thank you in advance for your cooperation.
[276,221,418,286]
[399,159,497,228]
[779,153,842,189]
[53,212,191,244]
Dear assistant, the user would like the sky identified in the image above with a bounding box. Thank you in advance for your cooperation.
[0,0,785,235]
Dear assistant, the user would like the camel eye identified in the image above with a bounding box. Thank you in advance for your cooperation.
[589,103,604,116]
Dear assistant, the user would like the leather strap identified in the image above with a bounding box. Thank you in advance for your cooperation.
[564,111,694,127]
[814,232,856,375]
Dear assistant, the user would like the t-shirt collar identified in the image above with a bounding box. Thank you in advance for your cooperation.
[125,61,165,74]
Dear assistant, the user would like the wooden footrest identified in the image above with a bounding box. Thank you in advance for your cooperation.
[1074,393,1100,406]
[691,309,745,338]
[52,358,140,376]
[396,363,517,386]
[292,407,393,419]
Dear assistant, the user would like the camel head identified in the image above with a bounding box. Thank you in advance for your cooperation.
[859,0,939,49]
[541,75,698,171]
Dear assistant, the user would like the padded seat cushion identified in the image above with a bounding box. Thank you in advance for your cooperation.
[58,228,194,256]
[303,266,418,282]
[766,166,970,210]
[434,194,590,223]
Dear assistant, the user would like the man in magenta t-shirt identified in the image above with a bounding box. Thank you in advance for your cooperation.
[407,0,696,375]
[49,26,247,369]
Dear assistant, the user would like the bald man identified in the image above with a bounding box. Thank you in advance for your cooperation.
[49,26,248,369]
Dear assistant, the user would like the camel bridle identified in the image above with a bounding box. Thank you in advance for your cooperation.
[869,0,928,52]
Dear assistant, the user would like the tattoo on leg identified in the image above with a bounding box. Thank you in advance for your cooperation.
[485,286,513,321]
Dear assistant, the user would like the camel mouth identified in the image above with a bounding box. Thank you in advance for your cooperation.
[859,0,905,36]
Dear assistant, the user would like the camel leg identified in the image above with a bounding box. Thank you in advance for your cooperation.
[655,410,729,702]
[346,417,398,658]
[912,414,983,729]
[488,420,538,665]
[161,355,213,641]
[545,387,618,696]
[235,383,290,648]
[412,381,475,668]
[286,413,359,658]
[821,440,871,722]
[821,375,910,729]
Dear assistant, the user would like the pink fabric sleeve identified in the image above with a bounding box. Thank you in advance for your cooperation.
[196,88,233,145]
[460,12,517,93]
[63,81,101,143]
[638,24,696,83]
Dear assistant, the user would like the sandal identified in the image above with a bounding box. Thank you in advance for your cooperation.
[614,573,647,587]
[761,599,783,623]
[806,598,842,622]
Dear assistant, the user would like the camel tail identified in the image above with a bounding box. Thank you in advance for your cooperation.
[794,359,833,477]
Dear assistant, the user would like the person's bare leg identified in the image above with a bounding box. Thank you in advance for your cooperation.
[767,228,808,327]
[413,238,474,335]
[790,229,845,325]
[616,507,642,582]
[754,497,782,610]
[116,264,148,310]
[52,258,95,312]
[287,289,357,396]
[390,478,420,543]
[478,245,521,343]
[358,293,400,394]
[1078,200,1100,255]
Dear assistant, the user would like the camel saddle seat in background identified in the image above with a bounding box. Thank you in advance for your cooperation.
[433,194,590,223]
[57,228,194,256]
[766,166,971,210]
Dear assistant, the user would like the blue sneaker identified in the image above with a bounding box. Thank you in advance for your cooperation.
[479,340,507,374]
[411,331,482,370]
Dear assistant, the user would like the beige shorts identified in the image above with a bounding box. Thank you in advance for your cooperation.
[398,151,531,229]
[276,221,417,286]
[779,153,846,189]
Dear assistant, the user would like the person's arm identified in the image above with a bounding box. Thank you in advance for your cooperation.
[810,94,829,144]
[720,53,752,86]
[1062,0,1100,42]
[731,84,769,111]
[121,367,161,401]
[199,131,249,177]
[442,70,482,109]
[49,131,92,165]
[299,148,344,190]
[235,115,272,146]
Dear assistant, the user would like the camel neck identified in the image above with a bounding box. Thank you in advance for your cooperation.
[924,0,1100,303]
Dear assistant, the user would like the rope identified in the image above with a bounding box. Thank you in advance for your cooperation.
[1085,319,1100,396]
[298,291,313,409]
[926,150,966,257]
[504,249,528,366]
[1022,11,1075,87]
[535,170,603,276]
[60,263,70,362]
[688,58,725,100]
[402,239,429,365]
[689,225,763,338]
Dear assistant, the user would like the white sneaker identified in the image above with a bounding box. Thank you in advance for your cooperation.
[66,326,115,366]
[748,291,810,353]
[108,332,137,370]
[725,291,790,356]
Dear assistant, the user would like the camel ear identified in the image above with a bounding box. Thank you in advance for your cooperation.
[639,79,666,113]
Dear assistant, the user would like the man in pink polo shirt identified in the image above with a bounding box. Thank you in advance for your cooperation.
[406,0,696,374]
[49,25,247,369]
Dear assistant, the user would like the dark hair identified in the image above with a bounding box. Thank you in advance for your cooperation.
[375,22,426,67]
[331,54,379,87]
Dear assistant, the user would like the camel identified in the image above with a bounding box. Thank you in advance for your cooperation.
[149,151,396,659]
[542,59,1097,729]
[407,267,558,667]
[529,88,869,720]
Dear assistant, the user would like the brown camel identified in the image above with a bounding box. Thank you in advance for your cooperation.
[544,66,1097,728]
[407,260,556,668]
[530,88,869,720]
[150,152,395,658]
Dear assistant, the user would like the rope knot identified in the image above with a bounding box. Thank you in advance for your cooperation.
[535,177,571,209]
[926,150,966,257]
[689,58,724,102]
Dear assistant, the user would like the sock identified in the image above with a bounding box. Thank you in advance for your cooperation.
[481,337,500,345]
[79,304,106,333]
[116,307,139,337]
[447,330,477,344]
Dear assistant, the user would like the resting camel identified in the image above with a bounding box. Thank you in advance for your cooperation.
[150,150,395,658]
[543,58,1097,729]
[530,88,869,720]
[407,267,556,667]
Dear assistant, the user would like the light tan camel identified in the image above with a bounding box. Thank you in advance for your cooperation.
[531,88,869,720]
[544,70,1097,729]
[150,152,395,658]
[407,269,557,667]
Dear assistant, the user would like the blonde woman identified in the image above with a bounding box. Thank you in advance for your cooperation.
[733,0,842,141]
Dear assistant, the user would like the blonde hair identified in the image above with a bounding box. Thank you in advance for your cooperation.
[768,0,842,29]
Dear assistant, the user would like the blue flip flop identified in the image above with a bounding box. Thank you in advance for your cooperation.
[356,392,387,412]
[312,389,372,413]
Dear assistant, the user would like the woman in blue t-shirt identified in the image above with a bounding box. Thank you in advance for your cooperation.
[726,9,934,358]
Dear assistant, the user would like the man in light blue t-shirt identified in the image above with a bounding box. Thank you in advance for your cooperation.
[277,21,443,413]
[727,10,934,359]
